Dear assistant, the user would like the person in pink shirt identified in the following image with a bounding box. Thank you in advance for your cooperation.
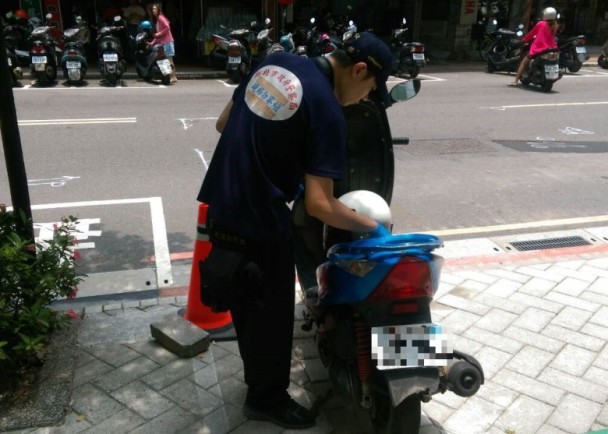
[149,3,177,83]
[509,7,559,87]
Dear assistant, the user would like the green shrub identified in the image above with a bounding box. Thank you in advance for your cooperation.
[0,205,85,391]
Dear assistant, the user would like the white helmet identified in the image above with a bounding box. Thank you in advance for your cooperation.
[542,7,557,21]
[338,190,392,232]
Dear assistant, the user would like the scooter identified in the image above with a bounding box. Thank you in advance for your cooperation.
[486,24,525,73]
[557,34,587,73]
[598,39,608,69]
[28,13,62,86]
[133,23,172,85]
[3,11,32,68]
[60,16,90,85]
[96,15,128,86]
[211,23,254,83]
[389,18,425,78]
[5,47,23,87]
[519,47,562,92]
[293,80,484,433]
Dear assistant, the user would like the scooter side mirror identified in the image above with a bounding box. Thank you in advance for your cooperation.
[114,15,121,23]
[46,13,52,20]
[310,18,316,25]
[389,79,420,103]
[265,18,271,25]
[402,17,406,25]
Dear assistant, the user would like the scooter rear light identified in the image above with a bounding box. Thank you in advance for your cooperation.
[335,259,377,277]
[413,45,425,53]
[32,46,45,54]
[212,35,223,45]
[367,256,436,302]
[576,37,586,46]
[227,42,241,57]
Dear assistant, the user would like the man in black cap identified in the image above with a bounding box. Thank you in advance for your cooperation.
[197,32,393,430]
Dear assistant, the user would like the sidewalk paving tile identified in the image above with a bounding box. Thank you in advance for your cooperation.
[547,394,603,433]
[493,395,554,434]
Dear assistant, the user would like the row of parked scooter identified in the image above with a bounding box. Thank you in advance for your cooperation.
[202,15,426,84]
[3,11,173,87]
[475,16,603,92]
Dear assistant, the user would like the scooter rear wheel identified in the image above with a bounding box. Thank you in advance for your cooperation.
[370,392,421,434]
[161,74,171,85]
[407,65,420,78]
[567,61,582,73]
[597,54,608,69]
[541,81,553,92]
[106,73,118,86]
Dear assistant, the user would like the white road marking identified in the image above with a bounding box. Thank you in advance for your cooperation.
[10,197,173,288]
[485,101,608,110]
[18,117,137,126]
[28,175,80,187]
[194,148,209,169]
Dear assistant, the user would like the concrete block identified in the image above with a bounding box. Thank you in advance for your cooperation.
[150,314,210,358]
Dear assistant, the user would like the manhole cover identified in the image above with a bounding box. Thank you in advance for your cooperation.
[405,139,496,155]
[509,236,591,252]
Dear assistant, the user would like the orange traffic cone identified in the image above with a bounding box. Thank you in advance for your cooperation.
[182,203,236,340]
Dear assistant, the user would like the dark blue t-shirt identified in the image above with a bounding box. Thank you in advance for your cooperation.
[197,52,346,240]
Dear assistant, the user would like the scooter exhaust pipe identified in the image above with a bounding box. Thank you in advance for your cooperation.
[445,360,483,397]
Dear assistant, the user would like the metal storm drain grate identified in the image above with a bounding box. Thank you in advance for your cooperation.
[509,236,591,252]
[405,139,496,156]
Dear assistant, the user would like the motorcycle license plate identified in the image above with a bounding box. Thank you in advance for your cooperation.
[371,324,452,370]
[103,53,118,62]
[66,61,81,69]
[157,59,172,75]
[576,46,587,54]
[32,56,47,64]
[412,53,425,61]
[545,64,559,79]
[228,56,241,64]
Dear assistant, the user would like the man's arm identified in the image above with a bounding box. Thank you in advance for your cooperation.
[304,174,377,232]
[216,100,233,133]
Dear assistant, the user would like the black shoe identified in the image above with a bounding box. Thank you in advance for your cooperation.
[242,398,316,429]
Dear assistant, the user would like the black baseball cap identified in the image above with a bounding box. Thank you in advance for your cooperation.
[343,32,394,106]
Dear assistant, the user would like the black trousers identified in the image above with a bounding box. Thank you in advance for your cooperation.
[229,236,295,408]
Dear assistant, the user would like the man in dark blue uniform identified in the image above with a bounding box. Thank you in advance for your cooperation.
[197,32,393,430]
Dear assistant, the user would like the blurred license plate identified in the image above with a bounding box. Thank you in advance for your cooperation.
[413,53,425,61]
[228,56,241,64]
[576,47,586,54]
[157,58,171,75]
[32,56,46,64]
[66,61,81,69]
[103,53,118,62]
[372,324,452,370]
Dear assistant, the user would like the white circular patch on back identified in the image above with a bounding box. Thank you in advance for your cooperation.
[245,65,303,121]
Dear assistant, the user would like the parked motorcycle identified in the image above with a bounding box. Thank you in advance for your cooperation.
[211,23,255,83]
[519,47,562,92]
[598,39,608,69]
[28,13,62,86]
[5,46,22,87]
[389,18,425,78]
[60,16,90,85]
[252,18,274,63]
[293,80,484,433]
[3,10,33,68]
[557,34,587,73]
[486,24,525,73]
[133,21,172,85]
[96,16,128,86]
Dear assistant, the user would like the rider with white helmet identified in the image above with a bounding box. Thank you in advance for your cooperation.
[509,7,559,87]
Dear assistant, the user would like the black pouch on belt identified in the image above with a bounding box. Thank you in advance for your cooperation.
[199,246,246,313]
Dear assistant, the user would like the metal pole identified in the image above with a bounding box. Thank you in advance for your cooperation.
[0,29,35,243]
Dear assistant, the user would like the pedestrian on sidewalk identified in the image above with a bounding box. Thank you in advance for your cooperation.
[149,2,177,83]
[509,7,559,87]
[196,32,394,430]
